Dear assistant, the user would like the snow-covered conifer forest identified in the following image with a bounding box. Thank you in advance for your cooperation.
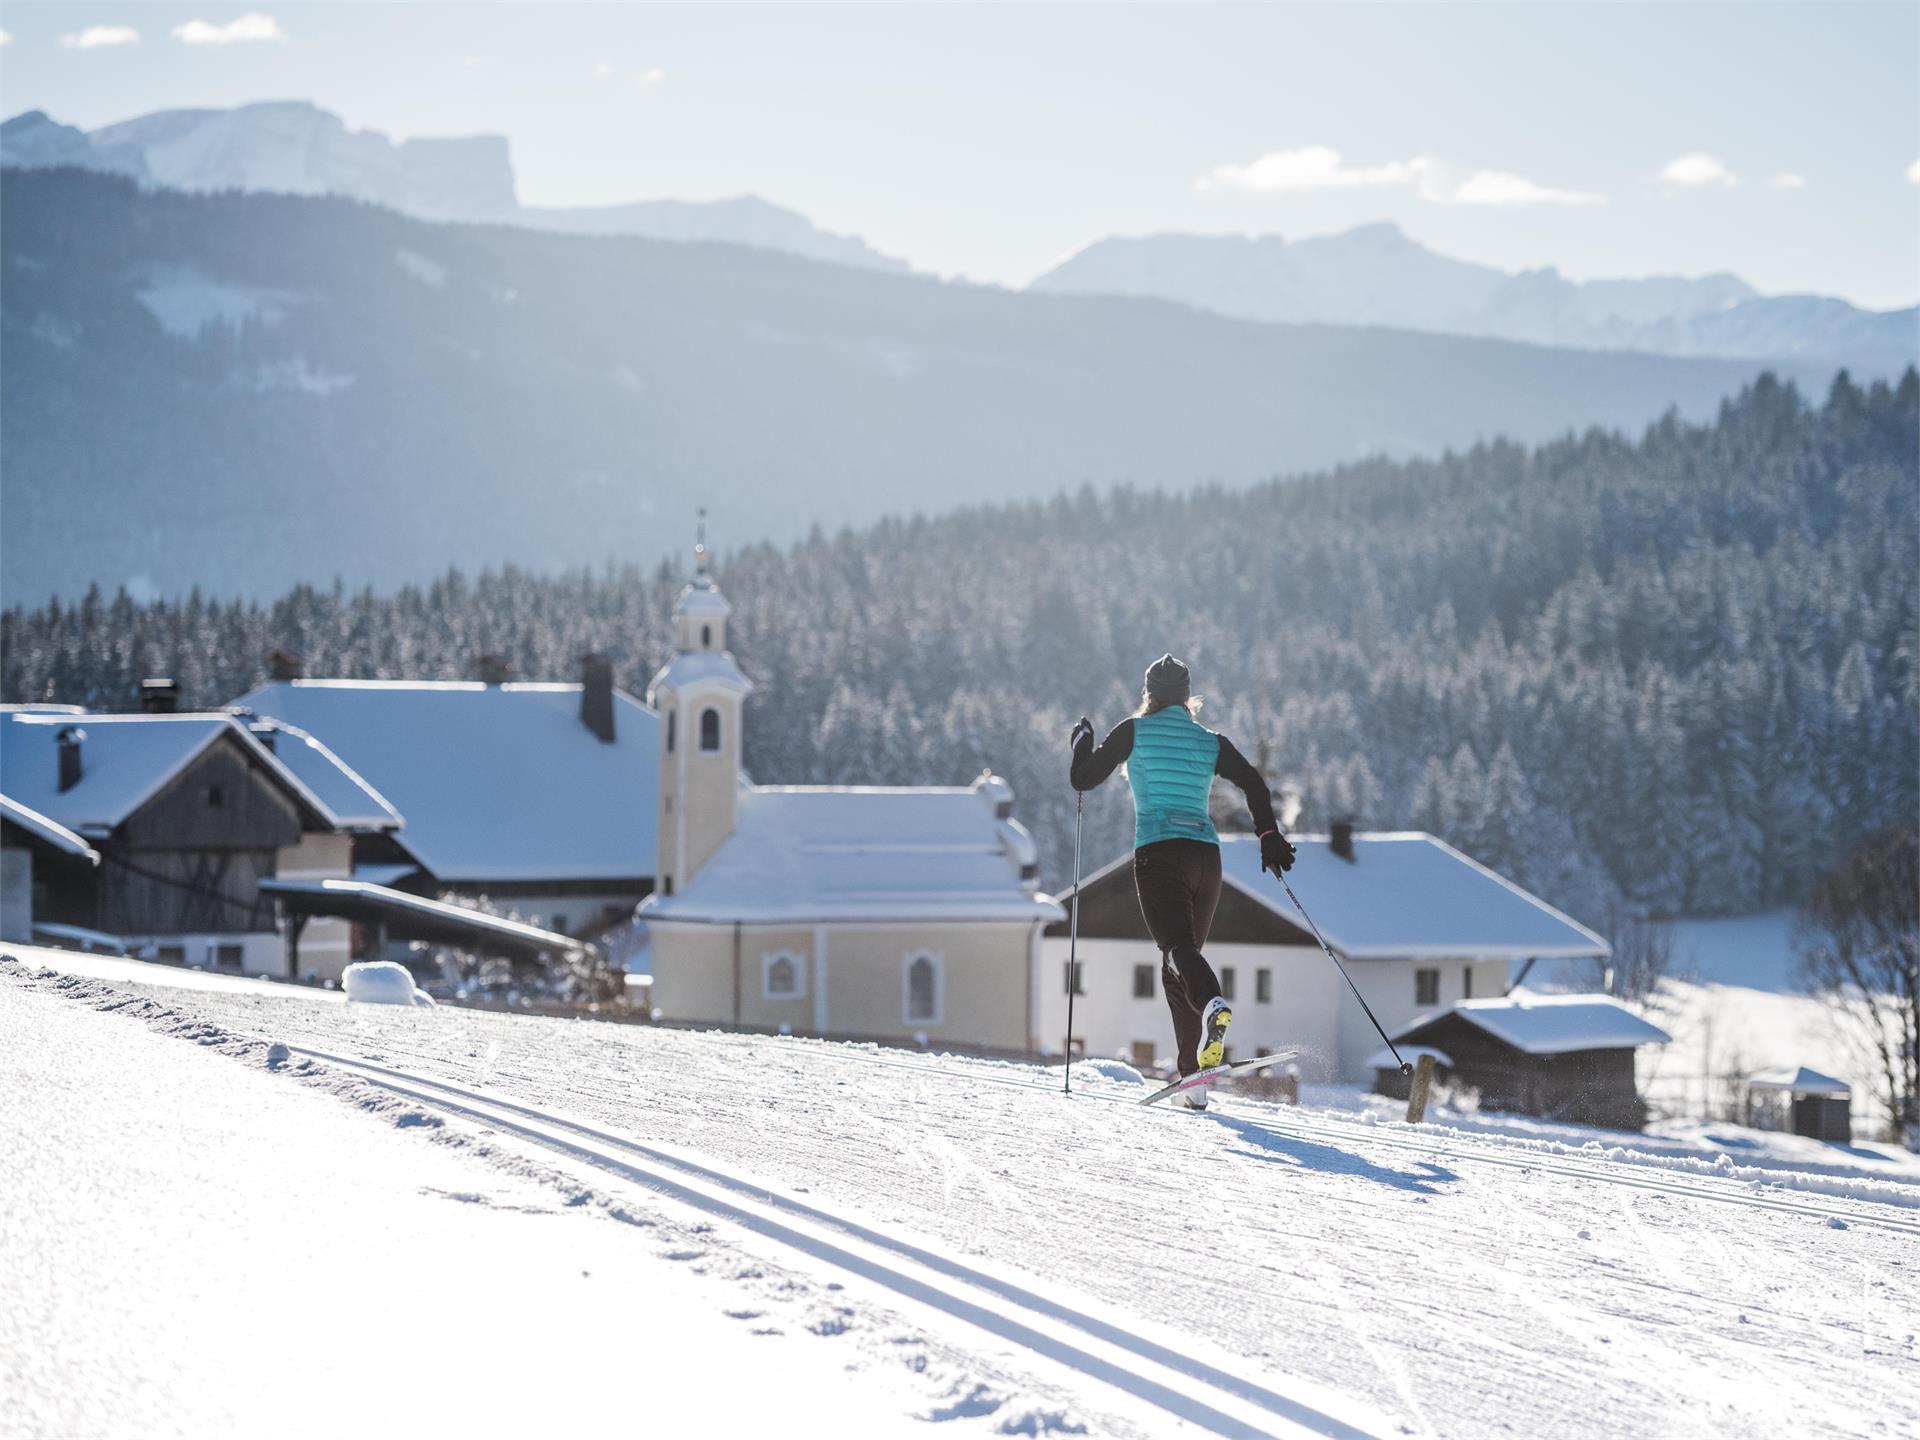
[6,370,1912,927]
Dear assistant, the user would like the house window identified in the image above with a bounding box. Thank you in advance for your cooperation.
[1463,964,1473,999]
[700,707,721,751]
[1063,960,1085,996]
[1132,964,1155,999]
[207,784,226,808]
[1220,966,1236,1000]
[156,944,186,964]
[666,709,676,752]
[215,944,244,970]
[762,950,804,1001]
[1256,968,1272,1004]
[1415,967,1440,1006]
[904,950,943,1025]
[1130,1040,1157,1068]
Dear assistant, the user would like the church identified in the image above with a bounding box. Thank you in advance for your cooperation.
[638,542,1064,1053]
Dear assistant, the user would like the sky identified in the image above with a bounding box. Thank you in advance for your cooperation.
[1,2,1915,308]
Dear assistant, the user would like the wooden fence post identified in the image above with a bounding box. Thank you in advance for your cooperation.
[1405,1052,1436,1124]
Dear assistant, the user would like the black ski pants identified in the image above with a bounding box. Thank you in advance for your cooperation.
[1132,838,1223,1075]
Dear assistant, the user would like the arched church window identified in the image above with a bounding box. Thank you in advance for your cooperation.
[904,951,943,1025]
[666,709,676,752]
[701,624,712,648]
[700,707,721,752]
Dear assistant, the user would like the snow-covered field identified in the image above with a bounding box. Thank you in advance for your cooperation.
[4,945,1918,1440]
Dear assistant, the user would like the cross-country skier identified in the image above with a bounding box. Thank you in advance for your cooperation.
[1069,654,1295,1108]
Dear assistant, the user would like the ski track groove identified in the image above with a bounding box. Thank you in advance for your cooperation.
[287,1043,1383,1440]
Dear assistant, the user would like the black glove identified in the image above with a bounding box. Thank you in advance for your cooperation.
[1260,830,1296,876]
[1069,716,1094,752]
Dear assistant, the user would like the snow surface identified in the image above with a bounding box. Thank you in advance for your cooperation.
[341,959,433,1007]
[9,942,1917,1440]
[1749,1066,1852,1097]
[644,784,1063,925]
[237,717,401,831]
[1417,991,1673,1056]
[1203,833,1611,960]
[231,679,658,885]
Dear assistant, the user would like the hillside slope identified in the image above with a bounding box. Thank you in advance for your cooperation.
[0,168,1826,601]
[8,952,1917,1439]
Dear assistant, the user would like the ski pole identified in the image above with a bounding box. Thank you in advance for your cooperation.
[1063,788,1084,1093]
[1272,859,1413,1075]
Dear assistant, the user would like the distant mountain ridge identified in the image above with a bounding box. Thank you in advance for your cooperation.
[1,168,1836,603]
[0,102,906,272]
[1032,227,1916,375]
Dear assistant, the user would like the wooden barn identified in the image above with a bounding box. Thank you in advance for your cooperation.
[0,708,391,976]
[1386,993,1671,1130]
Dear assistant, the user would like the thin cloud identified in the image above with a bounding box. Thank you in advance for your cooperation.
[593,61,665,86]
[0,29,11,45]
[59,25,140,48]
[1769,172,1807,190]
[1196,146,1432,194]
[1661,152,1737,188]
[173,14,285,45]
[1908,158,1920,184]
[1197,147,1602,207]
[1450,169,1605,208]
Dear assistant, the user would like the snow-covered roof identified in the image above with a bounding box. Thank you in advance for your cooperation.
[674,577,732,618]
[1748,1066,1851,1097]
[0,794,101,864]
[642,777,1065,926]
[647,650,753,702]
[258,876,585,956]
[230,679,658,884]
[240,717,402,831]
[1079,831,1610,960]
[1401,992,1671,1056]
[0,711,346,837]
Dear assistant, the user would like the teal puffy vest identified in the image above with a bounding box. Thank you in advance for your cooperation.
[1127,707,1221,848]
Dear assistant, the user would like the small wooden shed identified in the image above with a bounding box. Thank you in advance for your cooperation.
[1388,993,1671,1130]
[1746,1066,1852,1144]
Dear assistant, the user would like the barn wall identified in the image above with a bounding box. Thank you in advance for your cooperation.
[117,741,305,853]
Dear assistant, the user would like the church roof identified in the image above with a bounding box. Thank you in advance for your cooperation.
[647,650,753,703]
[641,777,1063,927]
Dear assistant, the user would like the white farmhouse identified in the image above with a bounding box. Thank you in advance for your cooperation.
[640,544,1063,1051]
[1039,825,1610,1081]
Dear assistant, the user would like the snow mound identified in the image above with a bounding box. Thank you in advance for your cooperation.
[342,961,433,1008]
[1072,1058,1144,1086]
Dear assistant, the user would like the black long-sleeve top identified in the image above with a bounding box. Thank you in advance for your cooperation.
[1069,717,1279,836]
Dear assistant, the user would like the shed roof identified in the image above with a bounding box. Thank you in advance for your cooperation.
[259,876,586,960]
[1398,992,1671,1056]
[641,778,1064,926]
[231,679,659,885]
[0,711,350,837]
[1747,1066,1851,1097]
[1076,832,1610,960]
[0,793,101,864]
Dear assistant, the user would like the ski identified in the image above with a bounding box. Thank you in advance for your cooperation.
[1137,1049,1297,1106]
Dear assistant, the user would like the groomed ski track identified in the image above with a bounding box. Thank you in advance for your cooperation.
[9,953,1918,1439]
[289,1044,1382,1440]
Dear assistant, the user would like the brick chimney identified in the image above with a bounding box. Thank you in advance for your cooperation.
[1330,817,1356,862]
[579,653,615,744]
[476,653,511,686]
[268,648,306,681]
[139,678,179,714]
[57,727,85,792]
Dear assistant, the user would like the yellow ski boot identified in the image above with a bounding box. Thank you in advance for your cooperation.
[1197,996,1232,1070]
